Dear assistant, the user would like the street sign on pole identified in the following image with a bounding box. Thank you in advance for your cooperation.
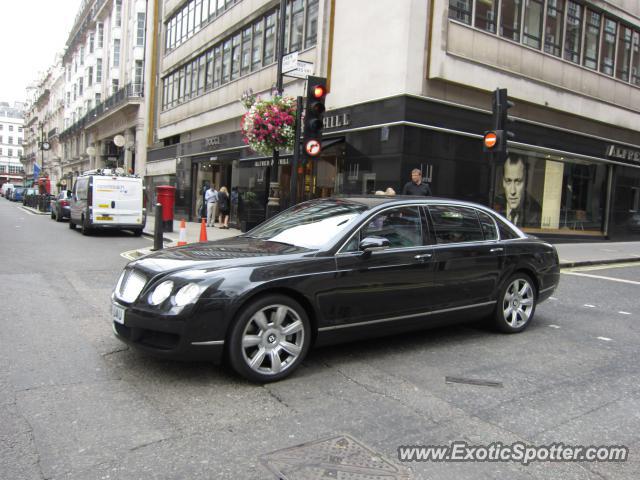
[284,61,314,79]
[282,52,299,73]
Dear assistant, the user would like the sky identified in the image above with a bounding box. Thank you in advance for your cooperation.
[1,0,80,104]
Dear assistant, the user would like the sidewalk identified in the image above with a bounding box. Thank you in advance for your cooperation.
[140,215,640,268]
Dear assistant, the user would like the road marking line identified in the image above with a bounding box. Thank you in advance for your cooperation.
[618,311,631,315]
[562,271,640,286]
[549,296,558,300]
[584,304,596,308]
[548,325,561,329]
[597,337,613,342]
[564,262,640,272]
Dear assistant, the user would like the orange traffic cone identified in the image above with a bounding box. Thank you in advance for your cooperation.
[199,218,208,242]
[177,219,187,246]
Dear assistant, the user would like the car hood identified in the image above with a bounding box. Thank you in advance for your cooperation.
[129,236,315,277]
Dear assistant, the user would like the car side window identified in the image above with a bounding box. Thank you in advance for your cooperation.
[428,205,484,244]
[477,210,498,241]
[496,218,520,240]
[342,206,423,252]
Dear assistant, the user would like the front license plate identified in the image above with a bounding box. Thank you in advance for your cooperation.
[96,215,112,221]
[112,303,126,324]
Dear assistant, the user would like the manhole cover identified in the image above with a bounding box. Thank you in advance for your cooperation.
[260,434,413,479]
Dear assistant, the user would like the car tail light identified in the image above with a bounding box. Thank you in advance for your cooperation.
[61,200,69,207]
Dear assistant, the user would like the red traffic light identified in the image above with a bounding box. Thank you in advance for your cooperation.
[484,132,498,149]
[305,139,321,156]
[312,85,326,99]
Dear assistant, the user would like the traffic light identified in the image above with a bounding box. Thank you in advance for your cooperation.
[489,88,515,155]
[303,76,327,159]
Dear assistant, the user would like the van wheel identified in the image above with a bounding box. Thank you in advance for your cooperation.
[50,210,55,220]
[81,215,91,236]
[133,229,143,237]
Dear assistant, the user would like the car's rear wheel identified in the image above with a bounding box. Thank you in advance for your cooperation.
[55,208,63,222]
[494,273,537,333]
[50,209,55,220]
[69,218,76,230]
[228,294,311,383]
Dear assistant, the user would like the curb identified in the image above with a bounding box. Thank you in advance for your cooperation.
[20,205,50,215]
[559,258,640,269]
[141,230,173,244]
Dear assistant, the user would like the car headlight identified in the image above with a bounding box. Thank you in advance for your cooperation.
[149,280,174,305]
[174,283,203,307]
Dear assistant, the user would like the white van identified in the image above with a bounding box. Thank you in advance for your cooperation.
[1,183,14,198]
[69,169,146,236]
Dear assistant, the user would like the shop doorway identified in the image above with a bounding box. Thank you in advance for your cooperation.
[191,159,232,220]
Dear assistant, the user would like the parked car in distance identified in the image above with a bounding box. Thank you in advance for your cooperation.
[50,190,72,221]
[11,187,25,202]
[22,188,37,205]
[111,196,560,383]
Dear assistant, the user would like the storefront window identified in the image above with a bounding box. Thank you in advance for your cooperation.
[492,150,608,235]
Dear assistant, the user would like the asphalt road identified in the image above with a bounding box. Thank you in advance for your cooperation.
[1,199,639,480]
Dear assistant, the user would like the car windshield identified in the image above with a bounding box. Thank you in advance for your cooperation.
[246,199,368,249]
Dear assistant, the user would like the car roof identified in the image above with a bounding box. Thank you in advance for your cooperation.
[324,195,493,211]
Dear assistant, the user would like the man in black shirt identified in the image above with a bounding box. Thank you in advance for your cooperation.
[401,168,432,196]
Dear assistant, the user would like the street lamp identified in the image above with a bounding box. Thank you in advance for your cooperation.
[38,121,51,176]
[113,134,125,168]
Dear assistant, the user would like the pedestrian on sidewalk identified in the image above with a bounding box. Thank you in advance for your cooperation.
[205,184,219,227]
[401,168,432,196]
[217,186,230,229]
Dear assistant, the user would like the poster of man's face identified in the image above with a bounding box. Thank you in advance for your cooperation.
[494,156,541,228]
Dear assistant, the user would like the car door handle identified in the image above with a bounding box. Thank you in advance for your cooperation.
[490,247,504,253]
[414,253,433,260]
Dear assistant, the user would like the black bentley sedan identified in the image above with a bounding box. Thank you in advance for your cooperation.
[112,196,559,382]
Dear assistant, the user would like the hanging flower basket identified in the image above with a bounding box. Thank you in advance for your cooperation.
[240,95,296,157]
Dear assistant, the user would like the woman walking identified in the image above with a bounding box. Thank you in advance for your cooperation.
[217,186,230,229]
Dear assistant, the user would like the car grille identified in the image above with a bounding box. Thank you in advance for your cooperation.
[115,269,147,303]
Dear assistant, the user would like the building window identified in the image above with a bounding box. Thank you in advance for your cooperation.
[115,0,122,27]
[205,50,214,90]
[252,19,263,70]
[222,39,231,84]
[544,0,564,57]
[88,66,93,86]
[80,46,85,65]
[197,56,205,94]
[89,33,94,53]
[231,33,241,80]
[8,149,12,157]
[214,45,222,88]
[475,0,497,33]
[79,77,84,96]
[564,1,582,64]
[137,13,146,46]
[18,127,22,132]
[113,39,121,67]
[8,136,13,144]
[241,26,251,76]
[632,31,640,86]
[600,18,617,76]
[9,125,13,132]
[289,0,304,53]
[522,0,544,49]
[95,93,102,105]
[449,0,472,25]
[500,0,523,42]
[263,12,276,65]
[305,0,319,48]
[96,58,103,83]
[135,60,144,92]
[97,23,104,48]
[112,79,120,95]
[616,26,633,82]
[582,9,601,70]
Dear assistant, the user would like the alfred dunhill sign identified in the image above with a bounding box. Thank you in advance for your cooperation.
[607,145,640,163]
[323,113,351,130]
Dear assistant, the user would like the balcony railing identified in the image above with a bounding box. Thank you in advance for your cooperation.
[59,83,143,140]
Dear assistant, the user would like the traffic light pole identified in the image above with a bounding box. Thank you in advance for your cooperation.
[290,96,303,206]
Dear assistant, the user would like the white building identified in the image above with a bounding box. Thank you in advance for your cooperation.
[0,102,25,187]
[58,0,148,183]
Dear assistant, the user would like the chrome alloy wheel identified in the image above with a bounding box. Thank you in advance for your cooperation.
[502,278,535,328]
[240,304,305,376]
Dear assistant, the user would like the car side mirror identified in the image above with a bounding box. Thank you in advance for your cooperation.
[359,236,390,256]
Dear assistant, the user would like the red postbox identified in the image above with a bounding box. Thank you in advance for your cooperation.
[156,185,176,232]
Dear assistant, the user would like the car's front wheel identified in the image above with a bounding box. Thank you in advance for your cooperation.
[228,295,311,383]
[494,273,537,333]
